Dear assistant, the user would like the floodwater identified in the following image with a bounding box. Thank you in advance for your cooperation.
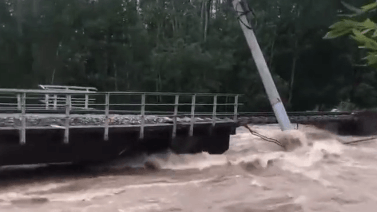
[0,124,376,212]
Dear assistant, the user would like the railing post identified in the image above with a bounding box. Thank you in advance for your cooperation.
[172,95,179,138]
[234,95,239,122]
[45,94,49,109]
[64,94,71,144]
[139,93,146,139]
[17,94,21,110]
[189,94,196,137]
[85,89,89,109]
[104,93,110,141]
[53,94,57,109]
[19,93,26,145]
[212,95,218,127]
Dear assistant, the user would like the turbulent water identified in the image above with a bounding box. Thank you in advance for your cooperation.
[0,124,376,212]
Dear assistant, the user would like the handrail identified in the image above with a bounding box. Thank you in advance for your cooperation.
[0,89,96,94]
[237,111,353,116]
[38,84,98,91]
[38,85,98,110]
[0,89,242,96]
[98,91,242,96]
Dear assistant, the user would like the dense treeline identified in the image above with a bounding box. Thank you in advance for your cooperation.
[0,0,375,111]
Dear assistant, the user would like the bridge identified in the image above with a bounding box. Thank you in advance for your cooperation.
[0,86,369,166]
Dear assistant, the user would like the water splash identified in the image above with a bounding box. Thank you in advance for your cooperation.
[89,124,346,174]
[1,124,377,212]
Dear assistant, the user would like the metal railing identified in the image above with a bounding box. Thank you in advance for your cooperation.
[0,89,241,145]
[38,85,98,110]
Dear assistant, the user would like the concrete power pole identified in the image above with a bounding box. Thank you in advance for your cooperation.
[231,0,293,131]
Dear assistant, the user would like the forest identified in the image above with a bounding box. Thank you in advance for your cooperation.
[0,0,376,112]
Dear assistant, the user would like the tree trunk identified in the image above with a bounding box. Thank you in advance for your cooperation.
[268,36,276,69]
[51,69,55,84]
[288,40,299,105]
[215,0,220,17]
[204,0,212,42]
[103,36,109,89]
[126,71,130,90]
[16,0,23,36]
[33,0,39,17]
[113,63,118,91]
[156,71,162,102]
[201,0,205,35]
[171,1,176,36]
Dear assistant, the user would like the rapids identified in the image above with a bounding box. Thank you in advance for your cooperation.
[0,124,376,212]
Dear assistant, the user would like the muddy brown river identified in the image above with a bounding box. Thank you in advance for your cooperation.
[0,124,375,212]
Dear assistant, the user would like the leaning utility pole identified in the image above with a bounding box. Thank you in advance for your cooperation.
[231,0,293,131]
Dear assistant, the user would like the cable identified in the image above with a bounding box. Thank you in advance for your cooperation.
[244,125,377,148]
[234,1,257,30]
[342,137,377,145]
[243,125,284,148]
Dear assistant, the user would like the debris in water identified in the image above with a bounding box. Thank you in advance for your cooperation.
[243,125,307,151]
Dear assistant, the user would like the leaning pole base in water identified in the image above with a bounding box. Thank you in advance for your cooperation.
[231,0,293,131]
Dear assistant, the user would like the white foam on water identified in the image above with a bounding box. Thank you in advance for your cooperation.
[101,124,347,176]
[0,177,225,203]
[24,183,72,194]
[2,124,377,212]
[146,152,229,170]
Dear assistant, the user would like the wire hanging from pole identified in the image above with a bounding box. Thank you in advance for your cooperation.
[230,0,257,30]
[243,124,284,148]
[342,137,377,145]
[243,124,377,147]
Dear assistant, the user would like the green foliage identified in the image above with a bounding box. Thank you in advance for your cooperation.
[325,2,377,68]
[0,0,376,111]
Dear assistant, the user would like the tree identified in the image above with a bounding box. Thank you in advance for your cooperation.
[325,1,377,68]
[0,0,373,111]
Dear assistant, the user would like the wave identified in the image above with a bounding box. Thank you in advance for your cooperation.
[91,125,346,175]
[0,124,373,207]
